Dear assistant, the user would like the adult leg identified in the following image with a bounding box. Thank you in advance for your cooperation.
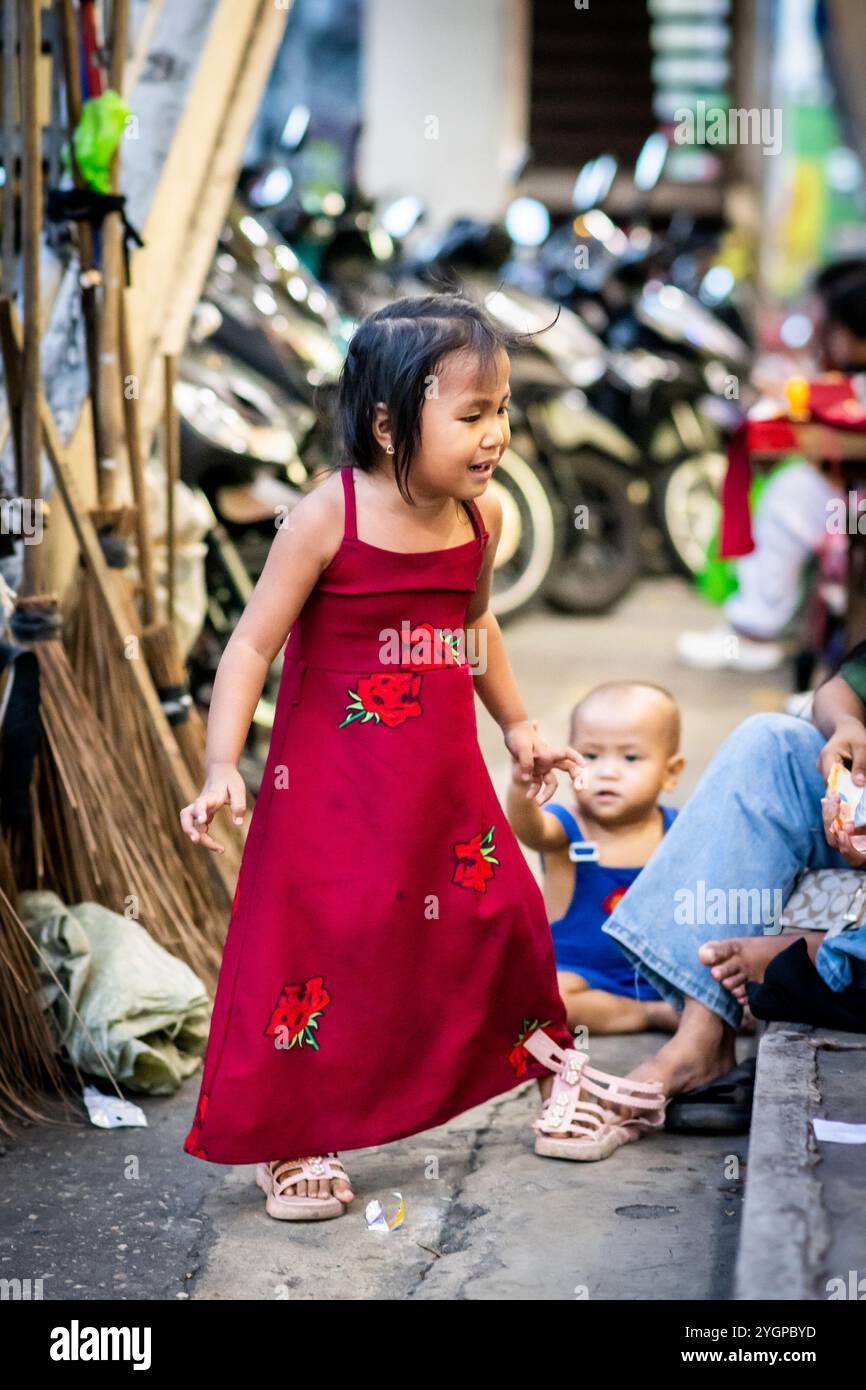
[599,712,849,1096]
[726,461,841,639]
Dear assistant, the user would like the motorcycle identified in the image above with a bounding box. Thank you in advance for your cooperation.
[182,196,562,622]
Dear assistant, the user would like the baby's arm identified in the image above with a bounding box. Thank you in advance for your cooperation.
[506,765,570,852]
[180,476,344,849]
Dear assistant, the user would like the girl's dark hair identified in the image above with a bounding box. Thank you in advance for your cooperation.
[334,293,550,502]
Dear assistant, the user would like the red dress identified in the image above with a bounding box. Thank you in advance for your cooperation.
[183,465,572,1164]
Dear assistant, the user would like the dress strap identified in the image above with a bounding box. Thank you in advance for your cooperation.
[463,497,489,545]
[341,466,358,540]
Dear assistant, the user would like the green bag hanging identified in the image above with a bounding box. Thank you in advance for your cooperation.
[72,90,132,193]
[696,455,802,605]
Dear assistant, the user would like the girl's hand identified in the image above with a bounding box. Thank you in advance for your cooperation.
[817,717,866,784]
[180,762,247,854]
[821,789,866,868]
[505,719,585,806]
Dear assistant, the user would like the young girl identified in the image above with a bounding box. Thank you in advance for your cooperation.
[179,296,666,1215]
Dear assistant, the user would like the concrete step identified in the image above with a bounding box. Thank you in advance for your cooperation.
[735,1021,866,1300]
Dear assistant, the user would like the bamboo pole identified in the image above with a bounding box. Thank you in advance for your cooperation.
[95,0,128,508]
[163,352,177,622]
[18,0,42,598]
[54,0,104,473]
[1,0,17,295]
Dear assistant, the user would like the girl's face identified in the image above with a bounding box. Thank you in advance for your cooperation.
[407,346,511,499]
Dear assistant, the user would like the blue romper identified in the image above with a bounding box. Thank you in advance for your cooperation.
[540,803,678,1001]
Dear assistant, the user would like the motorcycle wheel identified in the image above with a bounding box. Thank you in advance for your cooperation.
[543,451,643,614]
[488,447,562,624]
[655,451,727,577]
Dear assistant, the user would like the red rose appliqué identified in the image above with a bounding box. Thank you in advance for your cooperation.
[264,975,332,1050]
[452,825,499,892]
[339,672,423,729]
[509,1018,553,1077]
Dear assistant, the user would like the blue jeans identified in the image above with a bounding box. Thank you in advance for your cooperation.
[602,713,866,1028]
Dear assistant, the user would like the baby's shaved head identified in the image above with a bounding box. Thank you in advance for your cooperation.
[569,681,681,754]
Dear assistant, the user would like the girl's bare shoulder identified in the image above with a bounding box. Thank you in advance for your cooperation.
[282,467,348,567]
[476,483,502,536]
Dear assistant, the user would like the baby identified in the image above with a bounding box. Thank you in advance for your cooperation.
[507,680,684,1035]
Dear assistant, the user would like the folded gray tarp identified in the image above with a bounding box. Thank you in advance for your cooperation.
[19,890,211,1095]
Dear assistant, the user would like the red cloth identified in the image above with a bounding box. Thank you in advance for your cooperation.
[183,466,573,1164]
[718,377,866,561]
[718,422,755,560]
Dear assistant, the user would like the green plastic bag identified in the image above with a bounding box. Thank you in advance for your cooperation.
[696,455,802,605]
[72,90,132,193]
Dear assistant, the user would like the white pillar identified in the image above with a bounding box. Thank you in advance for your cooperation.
[359,0,529,230]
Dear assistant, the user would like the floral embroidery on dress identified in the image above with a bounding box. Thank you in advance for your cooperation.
[264,976,332,1050]
[403,622,465,669]
[509,1019,553,1077]
[452,825,499,892]
[339,672,424,728]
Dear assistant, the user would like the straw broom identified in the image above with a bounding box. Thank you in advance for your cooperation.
[123,336,249,879]
[52,0,241,909]
[0,295,224,990]
[0,789,72,1135]
[0,835,166,1138]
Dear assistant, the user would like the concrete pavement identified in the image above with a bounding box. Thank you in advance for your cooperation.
[0,576,783,1300]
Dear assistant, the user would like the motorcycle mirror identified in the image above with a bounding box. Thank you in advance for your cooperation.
[634,132,668,192]
[247,165,294,209]
[189,300,224,343]
[279,104,311,152]
[381,194,426,239]
[505,197,550,248]
[572,155,618,212]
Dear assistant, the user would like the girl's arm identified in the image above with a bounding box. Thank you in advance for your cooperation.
[180,476,344,850]
[465,489,582,804]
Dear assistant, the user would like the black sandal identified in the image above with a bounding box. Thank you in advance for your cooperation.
[664,1057,756,1135]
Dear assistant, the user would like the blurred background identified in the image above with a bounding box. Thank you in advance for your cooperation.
[6,0,866,797]
[1,2,865,1301]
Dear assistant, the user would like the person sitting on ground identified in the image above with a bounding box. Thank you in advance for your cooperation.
[563,641,866,1159]
[507,681,683,1036]
[677,258,866,674]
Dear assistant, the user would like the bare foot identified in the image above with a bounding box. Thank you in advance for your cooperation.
[645,1000,679,1033]
[698,933,813,1005]
[534,1000,737,1136]
[625,999,738,1103]
[267,1155,354,1205]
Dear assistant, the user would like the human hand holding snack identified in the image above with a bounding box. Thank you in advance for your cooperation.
[822,760,866,865]
[817,715,866,783]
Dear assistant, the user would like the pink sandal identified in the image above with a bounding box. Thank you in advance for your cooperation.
[256,1154,352,1220]
[523,1028,667,1161]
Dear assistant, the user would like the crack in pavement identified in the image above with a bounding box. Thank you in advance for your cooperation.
[407,1089,518,1298]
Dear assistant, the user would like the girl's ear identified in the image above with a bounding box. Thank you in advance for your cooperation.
[371,401,393,454]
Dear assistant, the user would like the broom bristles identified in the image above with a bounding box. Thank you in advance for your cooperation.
[13,627,225,987]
